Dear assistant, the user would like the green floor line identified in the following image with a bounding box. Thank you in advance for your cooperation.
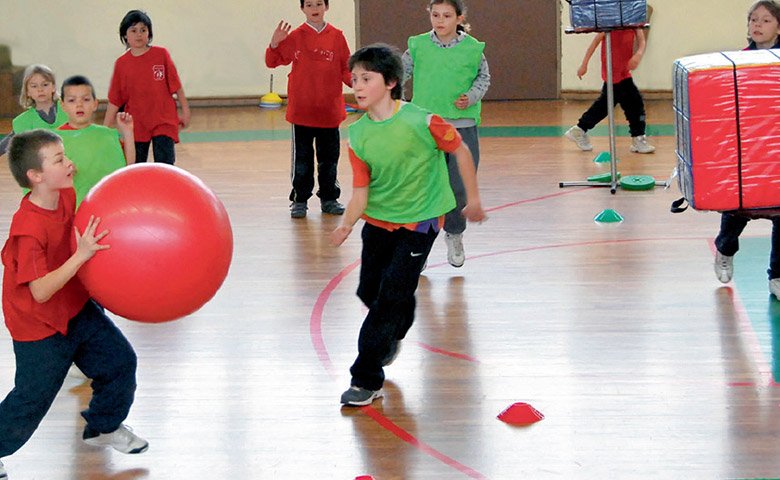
[0,123,675,144]
[733,237,780,381]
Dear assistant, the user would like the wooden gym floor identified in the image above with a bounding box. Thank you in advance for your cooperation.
[1,100,779,479]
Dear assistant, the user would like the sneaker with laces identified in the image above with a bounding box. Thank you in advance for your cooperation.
[381,340,402,367]
[564,125,593,151]
[445,232,465,268]
[630,135,656,153]
[714,251,734,283]
[770,278,780,299]
[321,200,345,215]
[0,459,7,479]
[83,424,149,454]
[290,202,307,219]
[340,386,384,407]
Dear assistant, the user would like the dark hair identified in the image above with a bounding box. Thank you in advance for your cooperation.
[349,43,403,100]
[60,75,96,100]
[300,0,329,7]
[8,129,62,188]
[119,10,153,46]
[429,0,470,33]
[748,0,780,24]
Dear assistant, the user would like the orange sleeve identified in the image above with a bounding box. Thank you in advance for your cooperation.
[349,146,371,188]
[428,115,463,153]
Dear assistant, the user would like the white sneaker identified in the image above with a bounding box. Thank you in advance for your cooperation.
[630,135,656,153]
[770,279,780,299]
[564,125,593,151]
[714,251,734,283]
[445,233,465,267]
[0,459,7,479]
[83,424,148,454]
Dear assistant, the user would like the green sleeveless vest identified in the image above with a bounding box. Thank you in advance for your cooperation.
[408,33,484,124]
[12,102,68,132]
[58,125,126,205]
[348,103,455,223]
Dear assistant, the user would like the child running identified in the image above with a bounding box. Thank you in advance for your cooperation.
[331,44,485,407]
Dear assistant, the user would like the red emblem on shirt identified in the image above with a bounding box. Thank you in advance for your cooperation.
[153,65,165,81]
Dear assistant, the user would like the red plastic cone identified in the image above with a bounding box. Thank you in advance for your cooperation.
[497,402,544,425]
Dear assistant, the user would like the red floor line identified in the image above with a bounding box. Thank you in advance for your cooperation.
[414,341,480,363]
[361,405,488,480]
[310,258,361,380]
[484,187,589,213]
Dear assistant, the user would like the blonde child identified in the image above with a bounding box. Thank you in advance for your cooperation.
[714,0,780,295]
[402,0,490,268]
[0,64,68,156]
[104,10,190,165]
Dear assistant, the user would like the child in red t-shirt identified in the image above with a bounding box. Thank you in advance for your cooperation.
[265,0,352,218]
[564,28,655,154]
[104,10,190,165]
[0,130,147,479]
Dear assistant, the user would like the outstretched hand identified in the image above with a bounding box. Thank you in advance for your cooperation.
[73,215,110,262]
[270,20,292,48]
[115,112,134,135]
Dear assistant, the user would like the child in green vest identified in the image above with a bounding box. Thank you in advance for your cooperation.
[57,75,135,205]
[402,0,490,268]
[0,64,69,156]
[331,43,485,407]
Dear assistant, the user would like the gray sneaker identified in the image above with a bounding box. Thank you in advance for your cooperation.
[83,424,148,454]
[340,386,384,407]
[714,251,733,283]
[290,202,307,218]
[0,459,7,479]
[321,200,345,215]
[630,135,656,153]
[564,125,593,151]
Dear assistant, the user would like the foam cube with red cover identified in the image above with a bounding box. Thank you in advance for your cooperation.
[674,49,780,211]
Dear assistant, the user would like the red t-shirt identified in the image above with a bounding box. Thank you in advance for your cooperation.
[1,188,90,341]
[265,23,352,128]
[600,29,636,84]
[108,45,183,142]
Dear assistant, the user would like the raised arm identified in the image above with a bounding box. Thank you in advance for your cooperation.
[115,112,136,164]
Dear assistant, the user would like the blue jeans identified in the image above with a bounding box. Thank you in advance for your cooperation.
[443,126,480,235]
[349,223,438,391]
[0,300,137,457]
[715,212,780,279]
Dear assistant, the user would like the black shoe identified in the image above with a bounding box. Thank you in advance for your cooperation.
[321,200,345,215]
[290,202,307,218]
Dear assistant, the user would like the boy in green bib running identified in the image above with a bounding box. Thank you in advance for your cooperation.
[331,43,486,407]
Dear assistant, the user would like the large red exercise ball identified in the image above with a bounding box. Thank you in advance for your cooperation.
[73,163,233,323]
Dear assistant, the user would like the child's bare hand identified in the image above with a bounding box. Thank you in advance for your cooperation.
[454,94,469,110]
[577,65,588,79]
[73,216,110,262]
[462,203,487,223]
[116,112,134,133]
[628,54,641,70]
[270,20,292,48]
[178,110,191,129]
[330,225,352,246]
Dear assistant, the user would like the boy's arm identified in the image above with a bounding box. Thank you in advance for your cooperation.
[28,216,109,303]
[266,21,294,67]
[401,49,414,101]
[103,103,121,128]
[628,28,646,71]
[577,32,605,79]
[115,112,135,164]
[176,87,191,129]
[330,187,368,246]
